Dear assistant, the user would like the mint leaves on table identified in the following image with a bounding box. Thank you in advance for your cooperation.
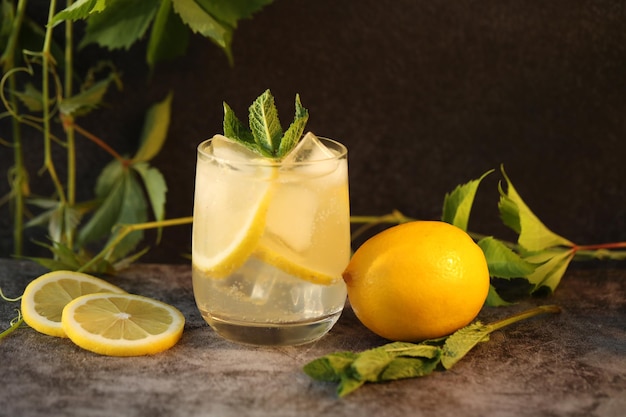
[304,305,561,397]
[223,89,309,159]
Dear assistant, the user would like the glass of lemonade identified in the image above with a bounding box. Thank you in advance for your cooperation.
[192,132,350,346]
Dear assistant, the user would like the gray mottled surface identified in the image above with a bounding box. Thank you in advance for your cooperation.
[0,259,624,417]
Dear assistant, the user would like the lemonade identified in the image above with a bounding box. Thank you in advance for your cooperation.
[192,133,350,346]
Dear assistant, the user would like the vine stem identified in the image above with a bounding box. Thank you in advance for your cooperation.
[78,216,193,273]
[486,305,562,332]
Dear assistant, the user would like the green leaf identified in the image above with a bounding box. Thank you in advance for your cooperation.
[132,162,167,241]
[380,356,441,381]
[172,0,232,59]
[94,159,124,198]
[132,92,173,163]
[440,321,491,369]
[223,102,256,149]
[50,0,107,26]
[58,75,116,116]
[442,170,493,231]
[477,236,537,279]
[498,166,574,252]
[485,284,514,307]
[350,349,393,382]
[103,173,148,259]
[248,89,283,157]
[279,94,309,156]
[337,375,365,398]
[302,352,357,382]
[194,0,273,28]
[77,166,127,246]
[523,248,575,294]
[146,0,189,68]
[79,0,160,50]
[13,83,44,112]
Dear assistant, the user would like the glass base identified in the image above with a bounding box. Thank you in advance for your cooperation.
[200,311,343,346]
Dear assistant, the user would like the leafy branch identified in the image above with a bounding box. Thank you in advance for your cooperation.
[304,305,561,397]
[1,0,274,271]
[351,166,626,305]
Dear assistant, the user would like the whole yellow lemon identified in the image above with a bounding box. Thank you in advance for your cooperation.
[343,220,490,341]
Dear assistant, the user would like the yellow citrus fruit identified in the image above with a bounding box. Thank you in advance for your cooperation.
[343,221,490,342]
[61,293,185,356]
[21,270,127,338]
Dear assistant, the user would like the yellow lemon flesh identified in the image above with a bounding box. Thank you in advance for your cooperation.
[62,293,185,357]
[21,270,127,338]
[343,221,490,342]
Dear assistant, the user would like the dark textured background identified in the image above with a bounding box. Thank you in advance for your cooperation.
[2,0,626,264]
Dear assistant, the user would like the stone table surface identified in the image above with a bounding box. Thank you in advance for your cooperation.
[0,259,624,417]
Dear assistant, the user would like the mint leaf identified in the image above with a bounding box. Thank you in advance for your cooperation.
[498,166,574,252]
[304,306,561,397]
[248,89,283,157]
[223,90,310,159]
[303,352,358,382]
[440,321,491,369]
[278,94,309,156]
[442,170,492,231]
[223,102,257,151]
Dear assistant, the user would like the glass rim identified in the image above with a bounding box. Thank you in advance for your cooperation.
[197,135,347,167]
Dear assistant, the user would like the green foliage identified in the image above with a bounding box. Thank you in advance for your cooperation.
[51,0,274,68]
[304,305,561,397]
[223,89,310,159]
[2,1,273,272]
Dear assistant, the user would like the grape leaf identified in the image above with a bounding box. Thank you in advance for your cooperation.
[133,162,167,242]
[50,0,107,26]
[146,0,189,68]
[195,0,274,28]
[172,0,231,57]
[58,75,117,116]
[440,321,491,369]
[523,248,575,294]
[498,166,574,252]
[477,236,537,279]
[79,0,159,50]
[442,170,492,231]
[132,92,173,163]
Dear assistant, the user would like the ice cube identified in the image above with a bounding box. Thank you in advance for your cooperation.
[280,132,340,178]
[210,134,263,163]
[265,184,318,252]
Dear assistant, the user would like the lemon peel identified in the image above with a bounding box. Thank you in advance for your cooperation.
[61,293,185,356]
[21,270,126,338]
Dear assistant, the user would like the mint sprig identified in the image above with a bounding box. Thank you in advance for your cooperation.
[303,305,561,397]
[223,89,309,159]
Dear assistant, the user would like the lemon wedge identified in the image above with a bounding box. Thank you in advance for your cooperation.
[21,270,126,338]
[254,239,339,286]
[61,293,185,356]
[193,136,276,278]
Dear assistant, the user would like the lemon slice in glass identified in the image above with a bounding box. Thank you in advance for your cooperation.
[61,293,185,357]
[21,270,127,338]
[192,136,276,278]
[254,240,339,286]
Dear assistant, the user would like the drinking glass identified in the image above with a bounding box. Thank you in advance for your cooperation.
[192,134,350,345]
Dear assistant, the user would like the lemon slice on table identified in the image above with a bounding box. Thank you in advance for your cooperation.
[62,293,185,357]
[21,270,126,338]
